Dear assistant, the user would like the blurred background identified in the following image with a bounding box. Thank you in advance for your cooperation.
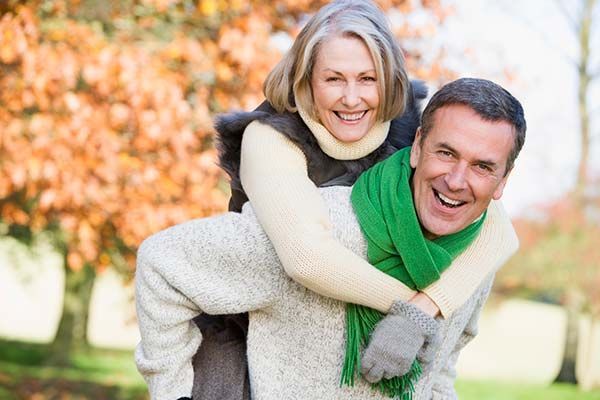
[0,0,599,399]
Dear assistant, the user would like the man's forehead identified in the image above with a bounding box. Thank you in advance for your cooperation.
[424,105,514,164]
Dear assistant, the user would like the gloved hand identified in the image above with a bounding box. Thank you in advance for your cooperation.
[360,299,439,383]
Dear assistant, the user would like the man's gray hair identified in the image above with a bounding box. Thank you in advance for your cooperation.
[420,78,526,175]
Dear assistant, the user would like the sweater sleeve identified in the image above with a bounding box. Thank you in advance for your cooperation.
[241,121,519,318]
[430,275,495,399]
[240,120,417,313]
[423,200,519,318]
[134,210,284,400]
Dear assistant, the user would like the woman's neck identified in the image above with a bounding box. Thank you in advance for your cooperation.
[297,106,390,161]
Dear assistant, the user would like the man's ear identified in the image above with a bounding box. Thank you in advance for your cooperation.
[492,168,511,200]
[410,127,422,168]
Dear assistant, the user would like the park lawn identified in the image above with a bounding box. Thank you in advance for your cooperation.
[456,379,600,400]
[0,339,147,399]
[2,340,600,399]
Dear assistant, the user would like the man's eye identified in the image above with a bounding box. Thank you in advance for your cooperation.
[438,150,453,158]
[476,164,492,173]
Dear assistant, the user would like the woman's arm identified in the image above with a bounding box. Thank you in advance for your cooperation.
[241,121,518,318]
[240,120,417,313]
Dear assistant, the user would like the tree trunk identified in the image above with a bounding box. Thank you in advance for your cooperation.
[555,289,584,383]
[574,0,596,201]
[48,260,96,366]
[555,305,579,383]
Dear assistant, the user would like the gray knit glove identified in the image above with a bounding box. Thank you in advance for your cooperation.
[360,300,439,383]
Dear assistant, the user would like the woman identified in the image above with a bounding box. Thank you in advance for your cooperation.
[135,1,518,399]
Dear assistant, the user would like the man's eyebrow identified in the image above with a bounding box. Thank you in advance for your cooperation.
[437,142,499,169]
[437,142,458,154]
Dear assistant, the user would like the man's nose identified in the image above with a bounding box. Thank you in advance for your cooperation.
[342,83,361,108]
[444,163,468,191]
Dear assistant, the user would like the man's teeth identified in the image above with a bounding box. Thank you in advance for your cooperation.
[437,191,463,207]
[337,111,366,121]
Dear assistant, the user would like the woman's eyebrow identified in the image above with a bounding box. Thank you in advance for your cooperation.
[321,68,376,75]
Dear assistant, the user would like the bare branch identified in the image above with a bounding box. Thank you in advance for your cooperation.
[497,1,577,62]
[554,0,580,33]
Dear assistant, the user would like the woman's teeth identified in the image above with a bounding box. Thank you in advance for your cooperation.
[336,111,366,121]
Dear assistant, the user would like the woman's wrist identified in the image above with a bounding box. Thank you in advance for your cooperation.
[408,292,441,318]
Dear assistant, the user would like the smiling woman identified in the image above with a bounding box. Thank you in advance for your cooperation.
[310,35,380,143]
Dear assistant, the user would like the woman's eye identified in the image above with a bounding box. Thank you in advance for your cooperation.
[362,76,376,82]
[325,77,341,82]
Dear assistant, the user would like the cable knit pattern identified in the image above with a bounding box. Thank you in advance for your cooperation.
[297,106,390,160]
[136,187,500,400]
[240,121,518,317]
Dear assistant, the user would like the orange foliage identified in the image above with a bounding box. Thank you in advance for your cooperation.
[498,193,600,315]
[0,1,455,273]
[1,7,225,271]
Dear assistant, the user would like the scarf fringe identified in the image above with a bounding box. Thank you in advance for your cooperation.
[341,304,422,399]
[343,147,485,398]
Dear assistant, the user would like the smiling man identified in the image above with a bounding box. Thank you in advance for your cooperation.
[411,95,520,239]
[359,77,526,385]
[135,78,526,400]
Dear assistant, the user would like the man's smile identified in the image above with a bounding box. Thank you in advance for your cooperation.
[433,188,467,209]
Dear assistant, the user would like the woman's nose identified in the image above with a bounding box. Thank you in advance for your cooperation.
[341,83,361,108]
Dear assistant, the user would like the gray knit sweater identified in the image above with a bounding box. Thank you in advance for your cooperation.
[135,187,496,400]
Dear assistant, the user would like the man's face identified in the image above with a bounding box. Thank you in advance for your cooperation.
[410,104,514,239]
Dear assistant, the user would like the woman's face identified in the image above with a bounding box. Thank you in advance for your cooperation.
[310,35,380,142]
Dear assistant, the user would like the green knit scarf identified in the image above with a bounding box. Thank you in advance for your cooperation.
[342,146,486,399]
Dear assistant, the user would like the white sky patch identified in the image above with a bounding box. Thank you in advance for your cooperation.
[444,0,599,217]
[267,1,599,217]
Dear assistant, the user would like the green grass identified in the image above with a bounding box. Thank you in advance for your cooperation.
[2,340,600,399]
[457,379,600,400]
[0,339,147,399]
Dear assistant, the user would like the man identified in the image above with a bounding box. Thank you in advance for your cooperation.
[135,78,525,400]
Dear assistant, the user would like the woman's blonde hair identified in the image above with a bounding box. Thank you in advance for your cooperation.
[263,0,408,122]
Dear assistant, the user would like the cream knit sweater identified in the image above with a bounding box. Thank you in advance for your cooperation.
[135,187,508,400]
[240,117,518,316]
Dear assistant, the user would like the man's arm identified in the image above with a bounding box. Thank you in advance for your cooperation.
[135,209,284,400]
[429,275,495,399]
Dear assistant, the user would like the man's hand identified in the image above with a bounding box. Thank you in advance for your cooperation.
[360,300,439,383]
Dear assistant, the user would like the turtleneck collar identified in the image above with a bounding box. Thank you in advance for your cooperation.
[297,105,390,161]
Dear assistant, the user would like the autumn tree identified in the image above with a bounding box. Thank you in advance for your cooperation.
[547,0,599,384]
[493,0,599,385]
[555,0,599,201]
[0,0,456,363]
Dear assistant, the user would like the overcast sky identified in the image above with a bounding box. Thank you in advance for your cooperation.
[443,0,599,217]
